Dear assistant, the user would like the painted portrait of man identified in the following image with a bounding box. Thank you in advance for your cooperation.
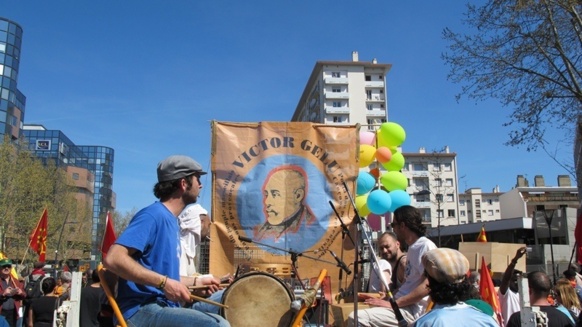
[254,165,316,241]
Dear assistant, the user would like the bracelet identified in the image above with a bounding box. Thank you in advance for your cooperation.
[193,277,198,287]
[157,275,168,290]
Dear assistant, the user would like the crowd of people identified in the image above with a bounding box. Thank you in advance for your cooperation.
[2,154,582,327]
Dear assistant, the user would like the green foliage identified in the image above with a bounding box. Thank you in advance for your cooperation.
[0,136,92,262]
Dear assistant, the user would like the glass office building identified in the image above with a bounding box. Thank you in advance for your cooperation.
[0,18,25,141]
[23,125,116,258]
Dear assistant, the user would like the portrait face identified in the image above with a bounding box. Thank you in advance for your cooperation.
[200,213,212,239]
[262,168,306,225]
[378,235,399,262]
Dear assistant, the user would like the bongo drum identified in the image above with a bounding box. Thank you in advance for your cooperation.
[221,271,295,327]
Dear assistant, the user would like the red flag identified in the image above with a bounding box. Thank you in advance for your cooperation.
[100,211,117,258]
[477,225,487,242]
[575,209,582,264]
[30,208,48,262]
[479,256,503,325]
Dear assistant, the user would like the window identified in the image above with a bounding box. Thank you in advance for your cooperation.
[445,179,453,187]
[72,173,79,180]
[460,200,465,206]
[437,210,444,218]
[365,75,371,81]
[413,163,427,171]
[446,194,454,202]
[436,194,444,202]
[443,163,452,171]
[366,90,372,99]
[333,101,341,107]
[332,72,340,78]
[332,87,341,93]
[460,210,466,217]
[367,104,373,110]
[380,89,384,94]
[379,75,383,80]
[435,178,442,187]
[488,210,494,216]
[448,210,455,217]
[475,199,481,208]
[487,199,493,205]
[433,164,441,171]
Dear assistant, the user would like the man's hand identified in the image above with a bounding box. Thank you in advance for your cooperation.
[163,278,192,303]
[514,247,527,261]
[364,297,392,308]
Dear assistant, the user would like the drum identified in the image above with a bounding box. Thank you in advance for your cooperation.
[221,271,295,327]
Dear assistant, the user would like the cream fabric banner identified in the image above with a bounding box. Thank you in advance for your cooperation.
[210,121,359,292]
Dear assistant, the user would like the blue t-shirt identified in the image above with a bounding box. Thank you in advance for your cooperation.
[413,302,498,327]
[115,202,182,320]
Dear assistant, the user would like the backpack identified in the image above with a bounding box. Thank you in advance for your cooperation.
[24,276,43,303]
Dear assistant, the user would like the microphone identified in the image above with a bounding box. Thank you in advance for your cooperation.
[330,251,351,275]
[238,236,253,243]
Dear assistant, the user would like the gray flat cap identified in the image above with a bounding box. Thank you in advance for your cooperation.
[157,155,207,182]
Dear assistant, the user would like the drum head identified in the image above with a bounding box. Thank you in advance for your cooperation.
[221,272,294,327]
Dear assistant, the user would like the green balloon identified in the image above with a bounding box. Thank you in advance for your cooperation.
[382,151,405,171]
[380,171,408,191]
[378,122,406,147]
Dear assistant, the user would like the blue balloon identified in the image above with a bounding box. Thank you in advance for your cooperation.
[356,171,376,195]
[388,190,411,212]
[367,190,392,215]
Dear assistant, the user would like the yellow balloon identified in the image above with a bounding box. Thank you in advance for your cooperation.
[355,194,371,217]
[359,144,376,168]
[382,151,405,171]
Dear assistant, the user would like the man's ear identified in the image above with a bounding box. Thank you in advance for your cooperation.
[294,188,305,202]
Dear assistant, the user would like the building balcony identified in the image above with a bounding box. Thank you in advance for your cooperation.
[365,81,384,88]
[324,77,349,84]
[365,109,386,117]
[366,96,385,102]
[325,92,350,100]
[325,106,350,114]
[413,201,431,209]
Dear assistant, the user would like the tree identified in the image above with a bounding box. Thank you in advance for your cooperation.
[443,0,582,175]
[0,136,91,263]
[113,208,137,236]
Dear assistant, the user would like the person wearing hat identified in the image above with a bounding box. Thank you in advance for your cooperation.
[348,205,437,327]
[0,258,25,327]
[412,248,498,326]
[103,155,229,327]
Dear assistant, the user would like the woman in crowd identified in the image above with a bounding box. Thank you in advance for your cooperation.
[554,278,581,317]
[27,277,60,327]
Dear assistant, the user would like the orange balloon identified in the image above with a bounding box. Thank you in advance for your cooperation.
[369,167,380,179]
[375,147,392,163]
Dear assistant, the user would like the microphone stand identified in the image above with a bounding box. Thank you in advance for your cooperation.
[329,201,355,303]
[343,182,408,327]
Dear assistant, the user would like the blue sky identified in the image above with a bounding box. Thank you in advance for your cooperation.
[3,1,573,213]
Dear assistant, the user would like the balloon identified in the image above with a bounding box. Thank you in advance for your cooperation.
[367,190,392,215]
[369,167,380,179]
[356,172,376,195]
[375,147,392,163]
[389,190,411,212]
[359,144,376,168]
[360,131,376,146]
[382,151,405,171]
[380,171,408,191]
[378,122,406,147]
[355,194,371,216]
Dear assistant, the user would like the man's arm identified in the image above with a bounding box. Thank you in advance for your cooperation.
[104,244,191,303]
[499,247,527,295]
[394,276,430,308]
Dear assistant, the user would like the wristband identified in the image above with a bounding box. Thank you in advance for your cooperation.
[193,277,198,287]
[157,275,168,290]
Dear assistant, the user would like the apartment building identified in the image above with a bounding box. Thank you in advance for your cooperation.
[0,17,25,140]
[291,51,391,131]
[459,188,503,224]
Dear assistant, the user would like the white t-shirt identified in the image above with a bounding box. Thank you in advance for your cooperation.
[395,236,437,318]
[368,259,392,293]
[498,288,520,327]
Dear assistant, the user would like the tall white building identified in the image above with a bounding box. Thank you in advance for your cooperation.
[459,188,503,224]
[291,51,390,131]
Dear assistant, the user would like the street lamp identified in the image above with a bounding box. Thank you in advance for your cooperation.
[416,189,443,247]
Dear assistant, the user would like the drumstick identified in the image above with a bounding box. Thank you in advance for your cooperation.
[188,283,230,290]
[189,294,229,309]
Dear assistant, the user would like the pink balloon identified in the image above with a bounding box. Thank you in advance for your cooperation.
[360,131,376,146]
